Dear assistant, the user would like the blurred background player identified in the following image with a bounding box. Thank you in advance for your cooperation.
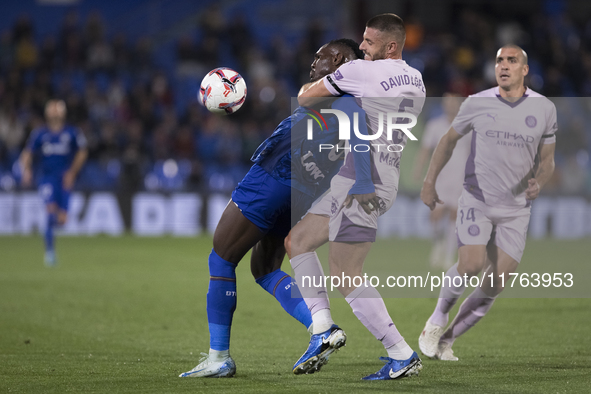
[19,99,88,266]
[418,45,557,361]
[413,93,467,269]
[180,39,365,378]
[290,14,426,380]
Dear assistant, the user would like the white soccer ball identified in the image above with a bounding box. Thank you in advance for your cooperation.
[199,67,247,115]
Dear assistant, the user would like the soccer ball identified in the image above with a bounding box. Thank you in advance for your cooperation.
[199,67,247,115]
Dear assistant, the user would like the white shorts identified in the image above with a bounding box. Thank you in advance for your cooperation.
[308,174,397,242]
[456,190,531,263]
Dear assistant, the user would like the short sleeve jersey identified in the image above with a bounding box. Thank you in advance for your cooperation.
[322,59,426,186]
[26,125,87,179]
[451,87,557,208]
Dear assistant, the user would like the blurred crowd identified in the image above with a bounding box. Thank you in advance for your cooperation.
[0,2,589,194]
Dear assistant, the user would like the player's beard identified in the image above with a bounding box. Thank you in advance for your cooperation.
[367,45,388,61]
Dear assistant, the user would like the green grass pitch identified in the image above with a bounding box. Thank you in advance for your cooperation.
[1,235,590,393]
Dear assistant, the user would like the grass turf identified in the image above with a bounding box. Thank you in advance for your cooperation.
[1,236,590,393]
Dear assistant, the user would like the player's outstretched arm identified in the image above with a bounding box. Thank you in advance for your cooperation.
[525,142,555,201]
[297,79,335,107]
[63,148,88,191]
[421,127,463,210]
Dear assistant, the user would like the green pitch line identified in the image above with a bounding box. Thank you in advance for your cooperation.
[0,236,590,393]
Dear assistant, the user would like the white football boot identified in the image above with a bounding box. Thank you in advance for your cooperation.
[418,320,445,358]
[179,352,236,378]
[436,342,459,361]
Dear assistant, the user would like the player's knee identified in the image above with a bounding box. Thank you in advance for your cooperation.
[289,225,313,254]
[284,233,292,259]
[458,246,487,277]
[457,259,485,277]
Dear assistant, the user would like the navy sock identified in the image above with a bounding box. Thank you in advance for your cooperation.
[256,269,312,329]
[207,249,237,351]
[44,213,56,252]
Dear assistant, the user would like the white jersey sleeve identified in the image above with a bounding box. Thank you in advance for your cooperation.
[322,60,365,97]
[541,104,558,144]
[450,86,558,208]
[451,97,478,136]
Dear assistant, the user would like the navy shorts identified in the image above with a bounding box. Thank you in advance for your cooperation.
[39,178,70,211]
[232,164,313,238]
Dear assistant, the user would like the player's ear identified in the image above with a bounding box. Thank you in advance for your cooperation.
[522,64,529,77]
[387,41,397,56]
[333,51,344,66]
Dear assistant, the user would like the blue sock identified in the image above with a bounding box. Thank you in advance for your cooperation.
[44,213,56,252]
[207,249,237,351]
[256,269,312,329]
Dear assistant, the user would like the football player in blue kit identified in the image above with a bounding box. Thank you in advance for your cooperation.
[180,39,366,378]
[20,99,88,266]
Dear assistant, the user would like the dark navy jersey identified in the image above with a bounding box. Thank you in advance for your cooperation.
[26,125,87,179]
[251,96,364,198]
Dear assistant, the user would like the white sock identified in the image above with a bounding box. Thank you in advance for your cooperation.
[386,339,414,360]
[311,308,334,334]
[429,262,465,327]
[346,285,404,348]
[209,348,229,361]
[290,252,331,319]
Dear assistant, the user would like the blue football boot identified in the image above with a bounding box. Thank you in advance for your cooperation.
[362,352,422,380]
[293,324,346,374]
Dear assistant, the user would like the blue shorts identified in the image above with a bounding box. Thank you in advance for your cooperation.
[39,178,70,211]
[232,164,313,238]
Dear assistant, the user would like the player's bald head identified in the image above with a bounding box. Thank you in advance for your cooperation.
[366,13,406,53]
[497,44,528,65]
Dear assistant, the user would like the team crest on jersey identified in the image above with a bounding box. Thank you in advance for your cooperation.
[61,133,71,143]
[468,224,480,236]
[525,116,537,128]
[331,197,339,214]
[333,70,344,80]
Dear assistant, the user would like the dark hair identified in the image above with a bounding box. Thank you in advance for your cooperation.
[328,38,365,60]
[366,13,406,47]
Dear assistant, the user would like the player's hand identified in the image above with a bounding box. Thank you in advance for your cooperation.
[421,181,443,211]
[343,192,380,215]
[525,178,540,201]
[21,168,32,188]
[63,170,75,191]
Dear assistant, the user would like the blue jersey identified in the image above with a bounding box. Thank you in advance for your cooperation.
[251,96,364,198]
[26,125,87,180]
